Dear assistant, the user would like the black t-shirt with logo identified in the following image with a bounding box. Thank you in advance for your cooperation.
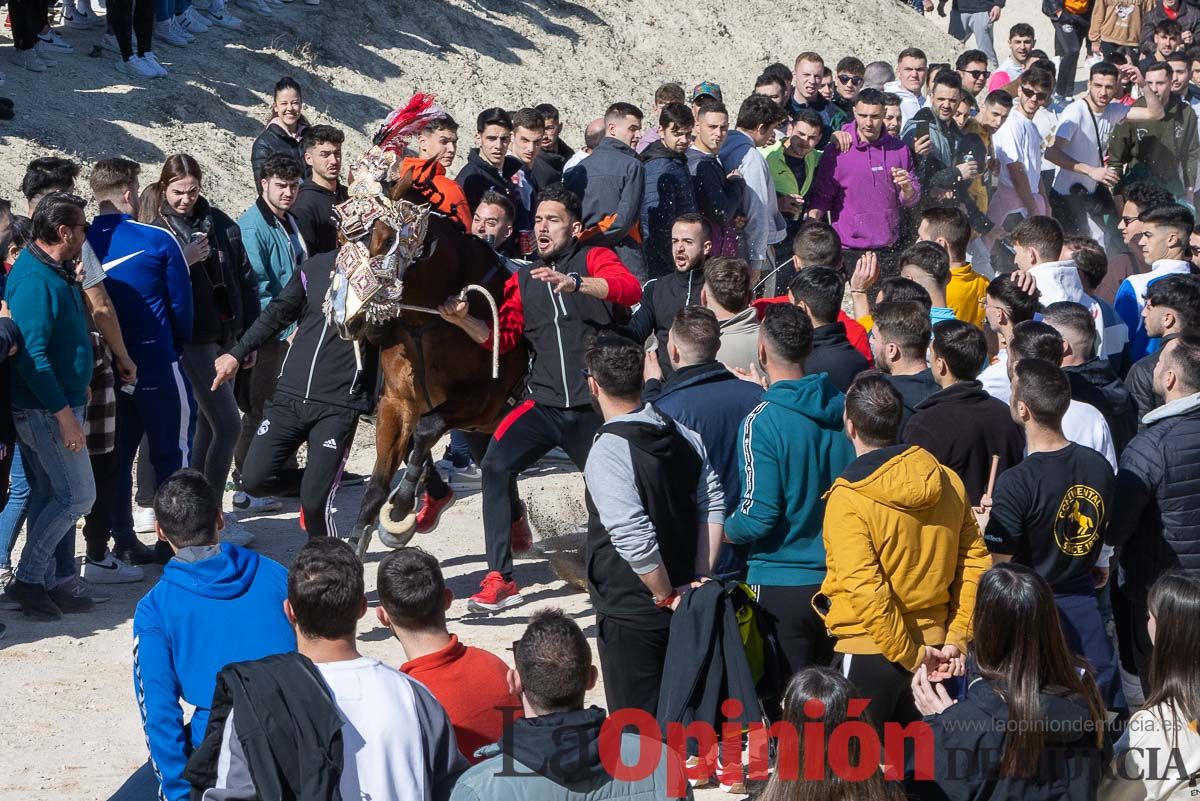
[984,443,1115,596]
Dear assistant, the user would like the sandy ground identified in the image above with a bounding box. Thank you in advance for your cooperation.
[0,0,1071,797]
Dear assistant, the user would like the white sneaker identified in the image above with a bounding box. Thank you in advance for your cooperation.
[142,50,168,76]
[220,519,256,547]
[12,49,47,72]
[100,32,121,53]
[449,464,482,491]
[92,0,107,11]
[37,29,75,52]
[119,55,159,78]
[157,18,189,47]
[173,16,195,41]
[181,8,209,32]
[54,575,112,604]
[203,8,242,27]
[133,505,156,533]
[232,491,282,513]
[83,551,145,583]
[36,42,63,65]
[61,8,93,28]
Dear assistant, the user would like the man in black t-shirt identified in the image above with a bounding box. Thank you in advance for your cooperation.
[980,358,1117,702]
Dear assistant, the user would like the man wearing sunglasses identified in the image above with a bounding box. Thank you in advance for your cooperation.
[1109,60,1200,205]
[956,49,992,97]
[833,56,866,112]
[990,68,1055,229]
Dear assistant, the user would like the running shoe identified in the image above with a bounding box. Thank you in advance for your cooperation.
[414,488,455,534]
[84,551,145,583]
[232,491,282,513]
[467,571,524,612]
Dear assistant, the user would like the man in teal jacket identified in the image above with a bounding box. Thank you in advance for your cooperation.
[3,192,98,620]
[725,303,853,698]
[234,152,308,511]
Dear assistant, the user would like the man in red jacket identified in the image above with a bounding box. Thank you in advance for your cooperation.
[438,185,641,611]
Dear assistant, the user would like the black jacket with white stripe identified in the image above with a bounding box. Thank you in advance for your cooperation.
[228,251,378,413]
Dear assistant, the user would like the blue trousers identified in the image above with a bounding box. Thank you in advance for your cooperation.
[112,363,196,542]
[1056,592,1117,705]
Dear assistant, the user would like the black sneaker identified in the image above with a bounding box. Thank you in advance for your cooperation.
[116,540,166,566]
[4,578,63,621]
[339,471,367,487]
[48,581,96,614]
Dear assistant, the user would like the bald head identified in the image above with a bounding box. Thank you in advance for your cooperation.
[583,118,605,151]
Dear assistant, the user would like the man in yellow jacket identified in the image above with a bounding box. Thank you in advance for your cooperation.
[815,372,990,728]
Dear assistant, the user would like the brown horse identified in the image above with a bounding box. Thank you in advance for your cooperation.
[340,164,527,551]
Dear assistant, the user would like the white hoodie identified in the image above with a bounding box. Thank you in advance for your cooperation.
[882,80,927,127]
[1027,260,1112,357]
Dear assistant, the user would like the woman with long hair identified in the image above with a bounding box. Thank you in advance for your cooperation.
[1101,571,1200,800]
[911,562,1109,801]
[250,77,309,187]
[759,668,900,801]
[139,154,258,543]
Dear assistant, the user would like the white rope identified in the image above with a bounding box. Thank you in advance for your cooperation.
[393,282,501,379]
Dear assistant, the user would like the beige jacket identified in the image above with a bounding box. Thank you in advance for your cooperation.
[1089,0,1156,46]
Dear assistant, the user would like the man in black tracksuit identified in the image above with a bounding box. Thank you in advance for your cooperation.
[213,251,378,538]
[289,125,349,256]
[439,186,642,612]
[624,214,712,375]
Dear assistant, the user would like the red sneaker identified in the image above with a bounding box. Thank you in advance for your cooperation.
[298,507,306,533]
[511,502,532,553]
[468,571,524,612]
[414,488,455,534]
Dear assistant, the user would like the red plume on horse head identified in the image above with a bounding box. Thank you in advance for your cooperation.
[373,92,448,154]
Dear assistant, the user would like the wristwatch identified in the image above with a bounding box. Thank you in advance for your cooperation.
[566,272,583,292]
[654,590,679,609]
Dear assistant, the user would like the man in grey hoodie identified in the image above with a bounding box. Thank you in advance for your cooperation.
[564,102,647,280]
[581,335,724,716]
[702,256,761,372]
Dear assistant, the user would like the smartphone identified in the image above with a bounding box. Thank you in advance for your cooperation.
[914,120,930,140]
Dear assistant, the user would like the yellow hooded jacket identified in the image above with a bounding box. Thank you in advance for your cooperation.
[816,445,991,671]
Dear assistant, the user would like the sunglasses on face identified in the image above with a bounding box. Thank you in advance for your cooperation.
[837,74,864,87]
[962,69,991,80]
[1021,86,1049,102]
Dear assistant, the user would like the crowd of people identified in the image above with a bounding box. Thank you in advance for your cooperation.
[3,1,1200,800]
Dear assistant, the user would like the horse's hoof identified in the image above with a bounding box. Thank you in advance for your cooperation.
[378,511,418,548]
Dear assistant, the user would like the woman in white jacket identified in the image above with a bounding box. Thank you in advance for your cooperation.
[1101,571,1200,801]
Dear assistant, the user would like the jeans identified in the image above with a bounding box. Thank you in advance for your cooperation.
[11,407,96,587]
[950,10,997,67]
[0,446,30,571]
[1053,14,1088,98]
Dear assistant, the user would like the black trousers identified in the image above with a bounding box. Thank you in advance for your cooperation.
[9,0,48,50]
[239,395,358,538]
[1112,582,1153,696]
[756,583,833,718]
[833,652,922,729]
[105,0,154,58]
[82,444,123,561]
[597,614,671,717]
[480,402,600,577]
[234,339,290,476]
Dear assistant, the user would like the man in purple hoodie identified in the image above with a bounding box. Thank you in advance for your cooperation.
[807,88,921,275]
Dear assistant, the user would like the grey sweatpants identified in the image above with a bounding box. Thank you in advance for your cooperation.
[949,10,997,67]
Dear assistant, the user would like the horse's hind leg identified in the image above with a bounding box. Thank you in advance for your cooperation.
[379,411,448,546]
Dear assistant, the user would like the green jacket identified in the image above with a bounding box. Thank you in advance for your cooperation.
[237,196,308,341]
[761,141,822,199]
[4,247,93,411]
[725,375,855,586]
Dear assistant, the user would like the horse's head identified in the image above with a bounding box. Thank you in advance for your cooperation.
[323,149,432,340]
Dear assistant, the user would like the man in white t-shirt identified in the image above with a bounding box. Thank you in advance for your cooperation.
[1046,62,1164,246]
[197,538,467,801]
[989,67,1054,231]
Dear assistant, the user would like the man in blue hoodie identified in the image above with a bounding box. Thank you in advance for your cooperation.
[87,159,197,564]
[725,303,854,694]
[133,468,295,801]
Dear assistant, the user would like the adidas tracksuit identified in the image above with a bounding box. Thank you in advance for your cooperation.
[226,252,378,537]
[88,213,196,544]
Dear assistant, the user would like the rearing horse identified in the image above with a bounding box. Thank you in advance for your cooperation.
[326,154,527,553]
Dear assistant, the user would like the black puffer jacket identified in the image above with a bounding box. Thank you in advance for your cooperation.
[1108,393,1200,603]
[250,121,307,187]
[1065,358,1138,455]
[1124,334,1175,427]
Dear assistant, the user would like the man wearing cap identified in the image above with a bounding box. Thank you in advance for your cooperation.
[789,52,850,147]
[691,80,724,112]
